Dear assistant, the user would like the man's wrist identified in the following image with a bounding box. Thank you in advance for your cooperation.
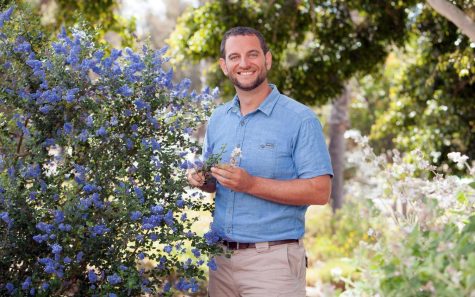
[246,175,258,195]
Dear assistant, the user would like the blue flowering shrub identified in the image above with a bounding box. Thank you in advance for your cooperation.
[0,6,221,296]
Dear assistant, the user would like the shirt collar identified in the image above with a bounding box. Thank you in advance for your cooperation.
[226,84,281,116]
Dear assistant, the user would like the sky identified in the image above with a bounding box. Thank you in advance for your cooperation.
[121,0,199,34]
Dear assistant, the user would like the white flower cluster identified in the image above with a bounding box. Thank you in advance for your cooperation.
[344,130,475,233]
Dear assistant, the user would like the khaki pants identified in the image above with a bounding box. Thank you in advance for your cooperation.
[208,240,306,297]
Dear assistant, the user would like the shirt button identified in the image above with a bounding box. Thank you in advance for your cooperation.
[240,121,245,126]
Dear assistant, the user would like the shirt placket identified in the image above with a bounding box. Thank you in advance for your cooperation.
[224,112,248,237]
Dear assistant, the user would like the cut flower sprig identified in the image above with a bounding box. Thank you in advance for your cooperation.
[195,145,242,183]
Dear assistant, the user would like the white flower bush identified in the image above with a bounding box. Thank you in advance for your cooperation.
[341,130,475,296]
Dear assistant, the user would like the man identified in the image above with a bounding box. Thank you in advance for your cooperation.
[187,27,333,296]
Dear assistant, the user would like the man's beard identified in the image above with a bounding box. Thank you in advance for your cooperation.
[229,68,267,91]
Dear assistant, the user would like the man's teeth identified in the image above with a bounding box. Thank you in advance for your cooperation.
[240,71,254,75]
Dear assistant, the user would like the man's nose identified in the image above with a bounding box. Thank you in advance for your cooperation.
[238,57,250,67]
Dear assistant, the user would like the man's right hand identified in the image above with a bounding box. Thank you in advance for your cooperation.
[187,169,206,187]
[187,169,217,193]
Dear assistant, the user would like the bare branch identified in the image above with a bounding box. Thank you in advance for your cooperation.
[426,0,475,42]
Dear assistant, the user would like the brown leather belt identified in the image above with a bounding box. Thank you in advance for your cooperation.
[222,239,299,250]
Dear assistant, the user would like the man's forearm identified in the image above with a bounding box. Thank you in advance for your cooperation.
[246,175,331,206]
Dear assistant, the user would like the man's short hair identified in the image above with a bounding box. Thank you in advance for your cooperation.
[220,26,269,58]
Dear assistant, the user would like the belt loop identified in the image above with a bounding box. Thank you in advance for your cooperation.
[255,241,269,253]
[298,238,304,247]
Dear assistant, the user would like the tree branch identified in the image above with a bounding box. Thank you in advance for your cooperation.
[426,0,475,42]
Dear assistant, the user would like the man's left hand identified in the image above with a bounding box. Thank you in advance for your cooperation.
[210,165,254,193]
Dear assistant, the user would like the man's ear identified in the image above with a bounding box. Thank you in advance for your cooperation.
[265,51,272,70]
[219,58,228,76]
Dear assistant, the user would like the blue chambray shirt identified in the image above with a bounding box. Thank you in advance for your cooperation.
[204,84,333,242]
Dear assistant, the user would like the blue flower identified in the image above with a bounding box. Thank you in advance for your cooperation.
[151,204,164,214]
[52,211,64,225]
[36,222,54,234]
[117,85,133,97]
[63,122,73,135]
[91,193,104,209]
[33,234,48,243]
[164,210,174,227]
[134,186,144,203]
[83,184,97,193]
[29,191,37,200]
[1,211,13,228]
[51,243,62,254]
[138,252,145,260]
[164,245,172,253]
[85,114,94,127]
[52,42,67,55]
[123,109,132,117]
[110,116,118,126]
[154,174,161,183]
[88,270,97,283]
[164,281,172,292]
[89,224,110,237]
[110,48,122,60]
[24,164,41,179]
[42,138,56,147]
[180,213,187,221]
[204,229,220,245]
[93,50,104,61]
[22,277,32,290]
[64,88,79,103]
[107,273,121,285]
[191,248,201,258]
[41,282,49,290]
[39,105,52,114]
[58,223,72,232]
[134,99,149,110]
[78,129,89,142]
[5,282,14,294]
[207,258,217,271]
[176,199,185,208]
[180,160,194,170]
[95,126,107,137]
[14,41,32,54]
[63,257,72,264]
[76,251,84,262]
[130,210,142,221]
[7,166,15,179]
[151,139,161,151]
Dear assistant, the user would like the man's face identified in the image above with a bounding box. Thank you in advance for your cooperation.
[219,35,272,92]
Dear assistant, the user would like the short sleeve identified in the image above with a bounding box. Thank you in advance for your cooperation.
[292,117,333,178]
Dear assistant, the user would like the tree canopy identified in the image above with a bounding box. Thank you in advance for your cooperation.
[170,0,475,162]
[169,0,418,104]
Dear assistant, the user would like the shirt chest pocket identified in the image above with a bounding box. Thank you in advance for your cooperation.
[243,140,276,179]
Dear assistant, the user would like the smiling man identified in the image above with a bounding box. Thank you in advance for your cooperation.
[187,27,333,297]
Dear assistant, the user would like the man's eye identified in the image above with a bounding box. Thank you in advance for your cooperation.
[249,53,258,58]
[229,56,238,61]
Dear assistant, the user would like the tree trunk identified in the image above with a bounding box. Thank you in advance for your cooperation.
[426,0,475,42]
[328,85,350,213]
